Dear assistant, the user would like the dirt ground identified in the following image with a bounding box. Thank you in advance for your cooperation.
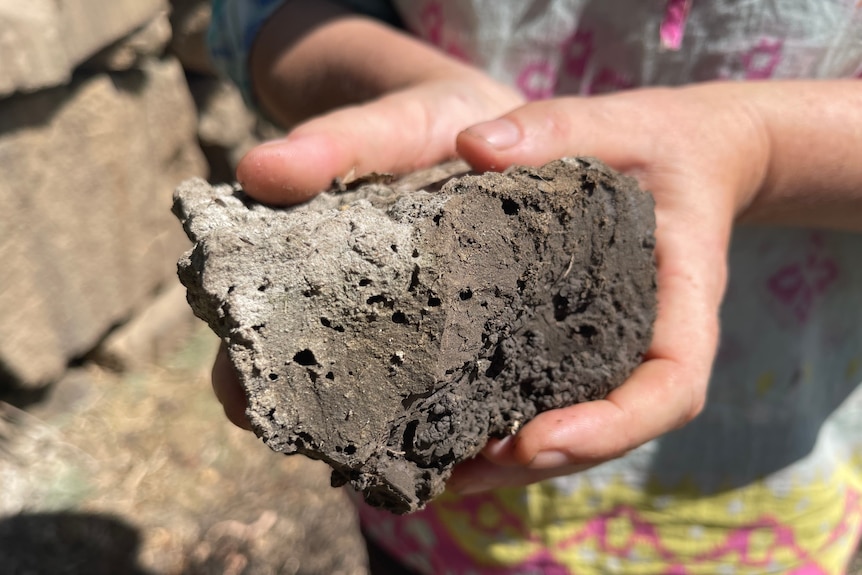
[0,325,367,575]
[0,322,860,574]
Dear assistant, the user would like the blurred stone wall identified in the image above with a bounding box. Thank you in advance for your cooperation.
[0,0,267,390]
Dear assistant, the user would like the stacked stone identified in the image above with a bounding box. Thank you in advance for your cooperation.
[0,0,264,390]
[170,0,279,183]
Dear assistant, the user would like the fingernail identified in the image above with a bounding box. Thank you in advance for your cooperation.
[483,435,514,458]
[529,450,572,469]
[451,479,496,496]
[466,118,522,150]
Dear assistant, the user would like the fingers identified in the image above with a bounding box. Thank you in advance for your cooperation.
[449,92,737,475]
[238,79,523,205]
[447,453,591,495]
[212,343,252,430]
[456,93,661,174]
[481,203,727,469]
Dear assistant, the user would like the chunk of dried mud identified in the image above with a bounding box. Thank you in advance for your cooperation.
[173,158,657,514]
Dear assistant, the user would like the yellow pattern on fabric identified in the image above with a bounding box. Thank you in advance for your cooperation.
[847,357,860,381]
[756,372,776,397]
[435,488,544,566]
[440,462,862,574]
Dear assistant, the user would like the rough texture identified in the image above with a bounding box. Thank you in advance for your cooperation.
[174,158,657,513]
[94,283,199,372]
[0,0,167,96]
[0,57,205,388]
[187,75,261,183]
[169,0,217,75]
[81,10,172,72]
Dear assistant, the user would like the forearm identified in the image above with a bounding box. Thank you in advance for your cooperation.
[733,80,862,231]
[249,0,481,127]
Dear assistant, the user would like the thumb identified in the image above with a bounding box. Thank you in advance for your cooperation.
[455,95,657,174]
[237,79,523,205]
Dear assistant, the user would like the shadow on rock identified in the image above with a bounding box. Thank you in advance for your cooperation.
[0,512,149,575]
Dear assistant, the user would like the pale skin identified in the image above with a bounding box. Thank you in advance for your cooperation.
[213,1,862,494]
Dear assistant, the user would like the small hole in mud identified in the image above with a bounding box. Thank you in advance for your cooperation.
[579,325,598,339]
[390,354,404,366]
[580,175,596,196]
[252,324,264,332]
[433,213,443,225]
[501,198,520,215]
[302,287,321,297]
[227,285,236,294]
[427,295,442,307]
[408,265,420,292]
[553,293,569,321]
[390,244,398,252]
[258,282,269,292]
[516,279,527,292]
[366,294,389,306]
[307,369,318,383]
[293,349,318,366]
[459,288,473,301]
[268,373,278,381]
[391,311,408,324]
[325,371,335,380]
[485,346,506,378]
[403,421,418,451]
[344,445,356,455]
[320,317,345,332]
[412,249,420,258]
[359,278,372,287]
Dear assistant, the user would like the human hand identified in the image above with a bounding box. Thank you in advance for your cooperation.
[213,7,861,493]
[212,82,768,481]
[447,78,862,492]
[447,84,771,493]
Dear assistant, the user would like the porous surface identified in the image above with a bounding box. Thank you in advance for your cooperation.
[173,158,657,513]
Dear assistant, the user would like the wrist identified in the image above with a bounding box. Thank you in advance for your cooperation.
[727,90,773,221]
[681,82,773,221]
[250,4,497,128]
[724,80,862,230]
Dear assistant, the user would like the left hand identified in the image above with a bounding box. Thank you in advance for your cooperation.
[447,85,770,493]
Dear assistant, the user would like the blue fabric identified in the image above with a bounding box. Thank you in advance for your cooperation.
[207,0,401,109]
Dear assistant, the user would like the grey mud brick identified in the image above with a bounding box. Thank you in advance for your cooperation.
[173,158,657,513]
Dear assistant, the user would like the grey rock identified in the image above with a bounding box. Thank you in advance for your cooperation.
[0,0,167,96]
[94,283,199,372]
[174,158,657,513]
[0,57,206,389]
[168,0,216,75]
[190,76,256,149]
[81,11,172,72]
